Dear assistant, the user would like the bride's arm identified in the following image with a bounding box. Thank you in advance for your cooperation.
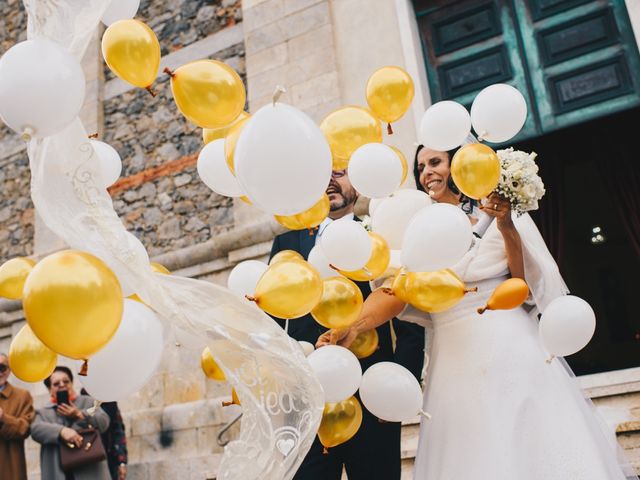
[316,289,406,348]
[482,193,525,280]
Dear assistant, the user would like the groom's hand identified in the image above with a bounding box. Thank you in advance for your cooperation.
[316,327,358,349]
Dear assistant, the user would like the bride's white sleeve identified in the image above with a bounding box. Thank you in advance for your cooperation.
[514,213,569,314]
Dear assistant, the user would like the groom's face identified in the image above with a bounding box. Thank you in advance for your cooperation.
[326,169,358,213]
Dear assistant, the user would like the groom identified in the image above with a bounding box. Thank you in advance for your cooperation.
[269,169,425,479]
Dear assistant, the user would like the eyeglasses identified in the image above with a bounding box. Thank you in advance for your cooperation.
[0,364,8,373]
[51,379,71,387]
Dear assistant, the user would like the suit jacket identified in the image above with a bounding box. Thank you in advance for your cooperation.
[0,383,34,480]
[269,226,425,379]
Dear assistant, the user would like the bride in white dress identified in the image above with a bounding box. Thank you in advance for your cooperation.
[318,146,637,479]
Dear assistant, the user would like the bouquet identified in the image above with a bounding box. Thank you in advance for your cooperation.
[495,148,545,216]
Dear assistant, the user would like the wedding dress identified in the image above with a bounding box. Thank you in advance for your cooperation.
[399,213,637,479]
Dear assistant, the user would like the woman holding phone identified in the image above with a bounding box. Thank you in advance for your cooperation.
[31,366,111,480]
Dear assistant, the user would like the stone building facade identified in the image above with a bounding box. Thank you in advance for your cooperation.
[1,0,640,479]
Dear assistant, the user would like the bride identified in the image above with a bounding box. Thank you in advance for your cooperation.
[317,145,637,479]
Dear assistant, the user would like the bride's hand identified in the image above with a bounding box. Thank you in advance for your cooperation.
[481,193,513,230]
[316,327,360,349]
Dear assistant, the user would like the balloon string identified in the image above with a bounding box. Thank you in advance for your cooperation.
[284,318,289,335]
[419,409,432,420]
[387,123,393,135]
[545,355,556,364]
[145,85,157,98]
[79,359,89,376]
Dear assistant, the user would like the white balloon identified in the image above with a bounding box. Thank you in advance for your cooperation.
[298,341,315,357]
[227,260,268,298]
[368,197,386,216]
[307,345,362,403]
[197,139,243,197]
[348,143,403,199]
[101,0,140,26]
[307,245,337,279]
[0,39,85,139]
[371,189,432,249]
[90,140,122,189]
[235,103,332,215]
[359,362,422,422]
[419,101,471,152]
[80,299,164,401]
[471,84,527,143]
[401,203,473,272]
[539,295,596,357]
[320,219,371,271]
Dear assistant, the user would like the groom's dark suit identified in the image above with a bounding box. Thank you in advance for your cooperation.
[270,225,425,480]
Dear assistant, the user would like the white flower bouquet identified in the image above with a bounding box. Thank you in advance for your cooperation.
[495,148,545,216]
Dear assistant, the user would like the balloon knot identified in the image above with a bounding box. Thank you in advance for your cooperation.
[245,295,257,303]
[477,131,487,142]
[328,264,339,272]
[88,132,99,139]
[163,67,175,78]
[387,123,393,135]
[419,409,432,420]
[465,286,479,293]
[322,447,329,455]
[79,360,89,377]
[221,400,233,407]
[272,85,287,106]
[545,355,555,364]
[477,306,487,315]
[21,127,34,142]
[145,85,157,97]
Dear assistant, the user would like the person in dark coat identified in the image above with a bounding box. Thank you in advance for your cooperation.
[269,169,425,479]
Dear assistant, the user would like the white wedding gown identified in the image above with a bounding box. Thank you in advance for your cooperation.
[398,213,637,479]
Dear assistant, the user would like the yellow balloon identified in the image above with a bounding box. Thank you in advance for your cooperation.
[200,347,226,381]
[0,257,36,300]
[8,324,57,383]
[451,143,501,200]
[318,396,363,449]
[225,114,252,173]
[270,250,304,265]
[222,388,241,407]
[203,111,250,145]
[23,250,124,360]
[405,269,475,313]
[311,277,363,329]
[102,19,160,90]
[478,278,529,314]
[366,66,415,130]
[389,146,408,184]
[240,195,252,205]
[340,233,390,281]
[274,194,330,231]
[320,106,383,170]
[150,262,171,275]
[169,59,246,129]
[251,259,323,319]
[348,329,379,359]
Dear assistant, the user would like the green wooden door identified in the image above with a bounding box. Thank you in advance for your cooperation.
[413,0,640,141]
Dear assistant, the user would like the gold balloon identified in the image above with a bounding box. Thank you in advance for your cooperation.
[150,262,171,275]
[270,250,304,265]
[340,233,390,281]
[348,329,379,359]
[23,250,123,360]
[318,396,363,449]
[389,146,408,184]
[240,195,252,205]
[250,259,323,319]
[225,114,252,173]
[320,106,383,170]
[169,59,246,129]
[200,347,226,381]
[222,388,241,407]
[478,278,529,314]
[0,257,36,300]
[102,19,160,90]
[451,143,501,200]
[311,276,363,329]
[405,269,475,313]
[203,111,250,145]
[365,66,415,131]
[9,324,57,383]
[274,194,330,231]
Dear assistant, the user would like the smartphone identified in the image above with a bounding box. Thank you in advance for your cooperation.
[56,390,69,406]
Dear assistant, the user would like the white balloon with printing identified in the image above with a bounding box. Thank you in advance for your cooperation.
[80,299,164,401]
[471,84,527,143]
[197,139,243,197]
[402,203,473,272]
[371,189,432,249]
[320,219,372,271]
[419,101,471,151]
[0,39,85,139]
[101,0,141,26]
[539,295,596,357]
[307,245,338,279]
[234,102,332,215]
[227,260,268,298]
[90,140,122,189]
[307,345,362,403]
[359,362,423,422]
[348,143,403,198]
